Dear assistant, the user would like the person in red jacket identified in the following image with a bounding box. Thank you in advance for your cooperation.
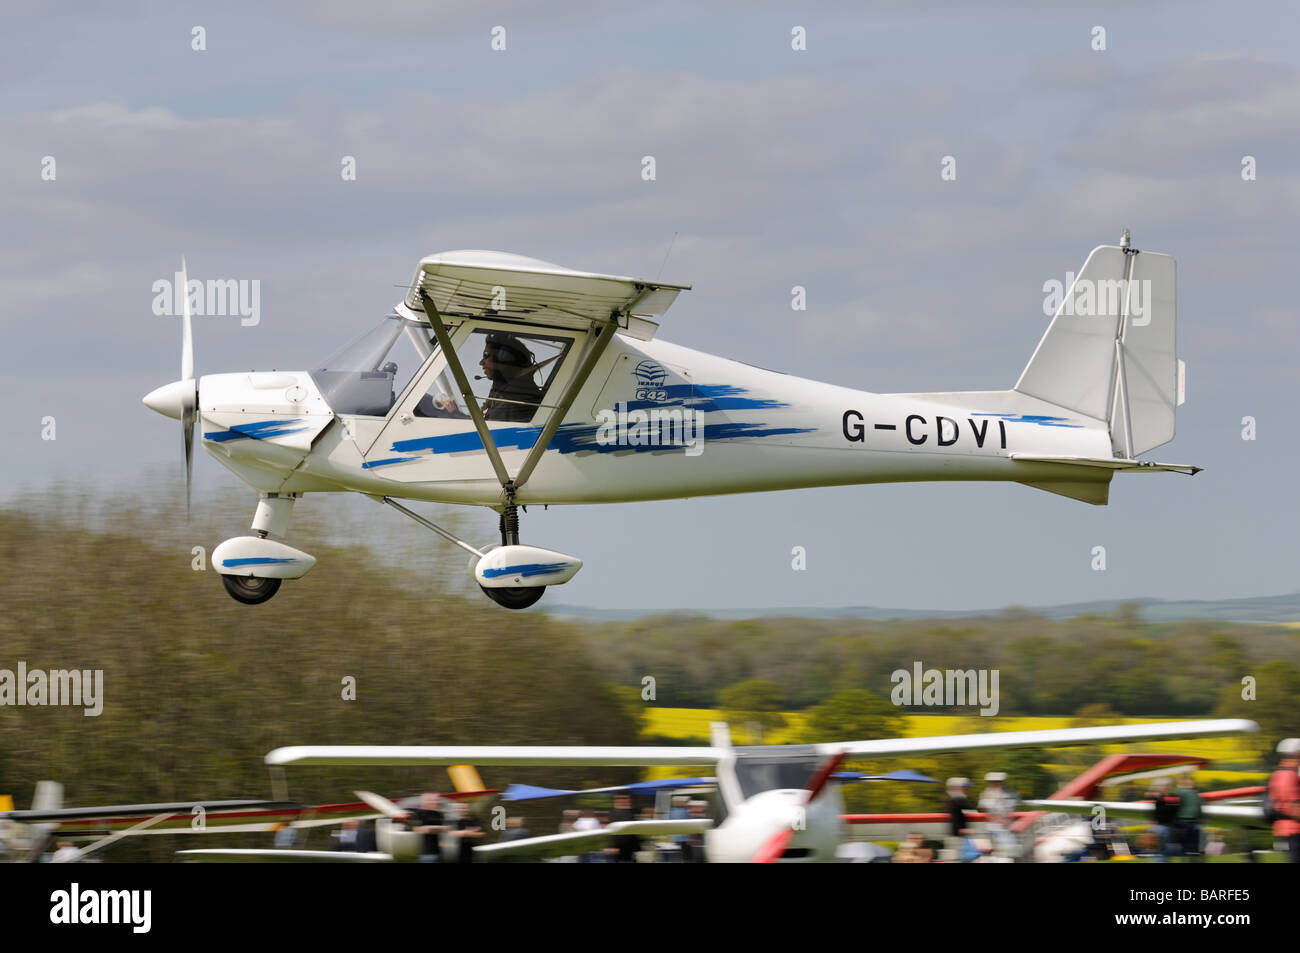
[1270,738,1300,863]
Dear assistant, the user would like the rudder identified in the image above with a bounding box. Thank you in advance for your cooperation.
[1015,233,1182,458]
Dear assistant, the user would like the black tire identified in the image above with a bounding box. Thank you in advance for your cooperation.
[221,574,282,605]
[479,585,545,610]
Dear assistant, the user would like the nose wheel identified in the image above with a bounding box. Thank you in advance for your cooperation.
[221,574,282,605]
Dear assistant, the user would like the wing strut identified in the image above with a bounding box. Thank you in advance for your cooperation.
[52,811,174,863]
[419,285,632,501]
[420,290,512,490]
[512,317,616,490]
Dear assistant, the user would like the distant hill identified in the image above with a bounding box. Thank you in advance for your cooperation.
[547,592,1300,624]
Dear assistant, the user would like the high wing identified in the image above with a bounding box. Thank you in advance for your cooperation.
[475,819,713,862]
[266,720,1256,770]
[266,745,726,767]
[267,720,1255,769]
[398,251,691,497]
[1023,799,1267,829]
[816,718,1257,760]
[404,250,689,341]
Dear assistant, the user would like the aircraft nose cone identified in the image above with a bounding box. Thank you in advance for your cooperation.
[143,379,193,420]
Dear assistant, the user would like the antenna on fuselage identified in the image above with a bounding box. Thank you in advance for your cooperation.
[656,232,679,282]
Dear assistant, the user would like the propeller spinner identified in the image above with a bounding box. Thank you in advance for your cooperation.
[752,751,846,863]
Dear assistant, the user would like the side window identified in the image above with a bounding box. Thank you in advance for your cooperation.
[414,329,572,423]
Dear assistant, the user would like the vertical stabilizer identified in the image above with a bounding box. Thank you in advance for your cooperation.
[1015,232,1179,458]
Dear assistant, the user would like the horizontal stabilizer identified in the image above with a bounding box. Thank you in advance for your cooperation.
[1011,454,1201,475]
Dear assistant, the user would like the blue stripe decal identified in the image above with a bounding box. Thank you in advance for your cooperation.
[385,421,812,459]
[364,384,812,469]
[971,413,1083,429]
[222,557,297,567]
[204,418,309,442]
[392,426,538,455]
[482,561,570,579]
[362,456,421,470]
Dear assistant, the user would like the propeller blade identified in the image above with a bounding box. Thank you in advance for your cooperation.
[179,256,195,518]
[804,751,847,801]
[354,790,408,820]
[180,256,193,381]
[182,386,195,519]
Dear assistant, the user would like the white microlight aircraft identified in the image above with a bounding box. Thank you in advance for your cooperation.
[144,231,1195,609]
[177,718,1256,864]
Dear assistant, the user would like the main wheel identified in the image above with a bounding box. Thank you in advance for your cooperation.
[221,574,282,605]
[479,585,545,610]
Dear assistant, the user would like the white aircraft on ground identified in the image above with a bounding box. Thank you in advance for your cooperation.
[177,718,1256,864]
[144,230,1194,609]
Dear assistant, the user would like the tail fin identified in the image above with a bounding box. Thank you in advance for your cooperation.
[32,780,63,812]
[1015,232,1183,458]
[446,764,486,794]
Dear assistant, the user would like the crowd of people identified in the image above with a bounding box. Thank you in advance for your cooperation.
[551,794,711,862]
[325,792,484,862]
[893,739,1300,863]
[300,738,1299,864]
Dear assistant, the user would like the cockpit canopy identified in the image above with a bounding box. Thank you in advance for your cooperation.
[312,314,433,417]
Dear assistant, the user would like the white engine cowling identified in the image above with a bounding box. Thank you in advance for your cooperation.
[474,545,582,589]
[376,819,422,862]
[212,536,317,579]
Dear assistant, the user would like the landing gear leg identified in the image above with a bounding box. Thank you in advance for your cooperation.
[480,488,544,608]
[499,491,521,547]
[215,493,301,606]
[377,495,550,611]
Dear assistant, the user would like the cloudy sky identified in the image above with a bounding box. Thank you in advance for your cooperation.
[2,1,1297,611]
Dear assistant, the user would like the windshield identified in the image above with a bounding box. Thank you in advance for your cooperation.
[733,754,824,801]
[312,314,435,416]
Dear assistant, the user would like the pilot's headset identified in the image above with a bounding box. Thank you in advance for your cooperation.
[484,334,535,377]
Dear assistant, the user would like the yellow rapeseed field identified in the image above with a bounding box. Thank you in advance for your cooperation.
[643,709,1259,761]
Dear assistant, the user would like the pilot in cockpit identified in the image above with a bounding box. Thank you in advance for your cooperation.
[480,334,543,422]
[413,332,544,422]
